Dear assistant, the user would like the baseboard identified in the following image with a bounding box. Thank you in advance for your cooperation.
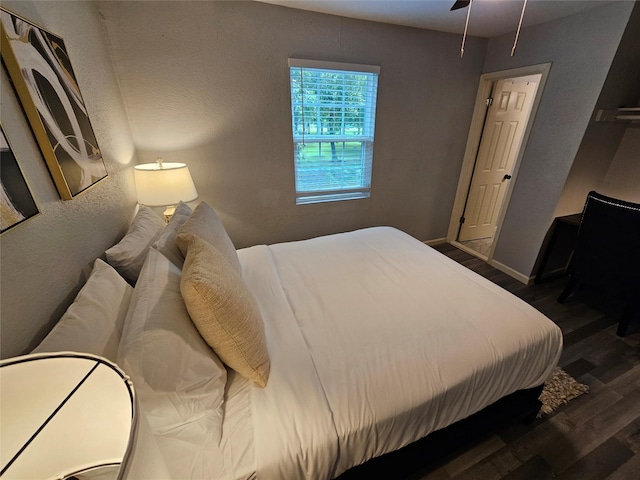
[489,259,534,285]
[451,240,489,261]
[541,267,567,277]
[424,237,447,246]
[447,240,534,285]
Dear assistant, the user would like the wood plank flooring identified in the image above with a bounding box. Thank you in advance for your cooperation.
[407,243,640,480]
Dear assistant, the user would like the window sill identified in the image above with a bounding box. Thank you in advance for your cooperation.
[296,191,370,205]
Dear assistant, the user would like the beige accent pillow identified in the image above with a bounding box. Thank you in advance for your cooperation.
[176,201,242,275]
[178,233,270,387]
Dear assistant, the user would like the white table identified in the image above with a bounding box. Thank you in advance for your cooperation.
[0,353,136,480]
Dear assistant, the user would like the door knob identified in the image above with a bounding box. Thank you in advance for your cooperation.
[503,174,512,180]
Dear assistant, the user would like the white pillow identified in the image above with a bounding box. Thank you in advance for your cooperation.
[152,201,192,268]
[106,205,166,284]
[117,248,227,445]
[32,259,133,362]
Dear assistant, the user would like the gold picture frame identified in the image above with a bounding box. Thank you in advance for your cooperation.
[0,7,107,200]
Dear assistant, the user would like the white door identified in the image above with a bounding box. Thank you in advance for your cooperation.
[458,75,540,242]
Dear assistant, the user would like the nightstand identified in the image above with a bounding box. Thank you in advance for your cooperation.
[0,352,136,480]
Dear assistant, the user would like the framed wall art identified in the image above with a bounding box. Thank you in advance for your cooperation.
[0,7,107,200]
[1,125,39,234]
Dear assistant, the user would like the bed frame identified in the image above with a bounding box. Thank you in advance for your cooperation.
[337,385,543,479]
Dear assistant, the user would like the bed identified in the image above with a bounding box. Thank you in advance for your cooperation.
[30,201,563,480]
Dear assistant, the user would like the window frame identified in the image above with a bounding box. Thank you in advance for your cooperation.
[288,58,380,205]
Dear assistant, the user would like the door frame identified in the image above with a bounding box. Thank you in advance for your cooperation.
[447,63,552,271]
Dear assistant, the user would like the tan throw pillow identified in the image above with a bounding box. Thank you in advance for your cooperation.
[178,233,270,387]
[176,201,242,275]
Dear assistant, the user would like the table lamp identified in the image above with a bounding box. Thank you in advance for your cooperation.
[0,353,136,480]
[134,158,198,222]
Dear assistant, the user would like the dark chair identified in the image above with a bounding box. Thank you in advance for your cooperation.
[557,191,640,336]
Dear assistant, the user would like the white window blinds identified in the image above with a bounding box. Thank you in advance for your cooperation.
[289,59,380,205]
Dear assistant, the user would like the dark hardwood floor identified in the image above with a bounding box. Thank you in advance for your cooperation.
[408,243,640,480]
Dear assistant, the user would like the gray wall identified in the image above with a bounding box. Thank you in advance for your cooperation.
[97,0,487,248]
[481,1,635,277]
[600,126,640,203]
[554,2,640,217]
[0,1,137,358]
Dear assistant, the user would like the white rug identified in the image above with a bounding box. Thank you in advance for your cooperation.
[538,366,589,416]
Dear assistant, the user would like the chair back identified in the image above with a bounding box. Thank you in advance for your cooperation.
[567,191,640,299]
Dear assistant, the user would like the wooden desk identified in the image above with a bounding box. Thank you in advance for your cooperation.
[536,213,582,283]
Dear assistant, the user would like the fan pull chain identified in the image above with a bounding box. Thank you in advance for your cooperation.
[460,0,473,58]
[511,0,528,56]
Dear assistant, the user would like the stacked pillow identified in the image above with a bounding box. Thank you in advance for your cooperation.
[103,200,270,383]
[175,202,270,387]
[34,200,271,453]
[104,202,195,284]
[116,248,228,444]
[105,205,166,285]
[175,201,242,274]
[32,258,133,362]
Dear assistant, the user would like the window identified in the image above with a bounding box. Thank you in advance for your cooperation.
[289,59,379,205]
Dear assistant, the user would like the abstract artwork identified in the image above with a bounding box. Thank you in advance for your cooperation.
[1,125,39,233]
[0,8,107,200]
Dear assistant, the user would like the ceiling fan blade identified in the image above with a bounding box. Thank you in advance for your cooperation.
[451,0,471,11]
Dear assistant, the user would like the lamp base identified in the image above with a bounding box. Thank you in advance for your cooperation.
[163,206,176,223]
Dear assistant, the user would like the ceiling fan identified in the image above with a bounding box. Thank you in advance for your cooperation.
[450,0,528,57]
[450,0,471,11]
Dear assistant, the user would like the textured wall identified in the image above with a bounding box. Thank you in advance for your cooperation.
[481,1,634,278]
[0,1,137,358]
[600,127,640,203]
[553,2,640,217]
[97,0,487,248]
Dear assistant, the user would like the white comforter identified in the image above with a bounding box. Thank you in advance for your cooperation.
[241,227,562,480]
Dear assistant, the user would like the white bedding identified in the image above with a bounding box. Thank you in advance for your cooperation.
[240,227,562,479]
[123,226,562,480]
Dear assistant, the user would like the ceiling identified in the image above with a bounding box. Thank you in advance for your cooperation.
[255,0,615,38]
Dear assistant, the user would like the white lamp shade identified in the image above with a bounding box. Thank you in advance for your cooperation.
[0,354,135,480]
[134,162,198,206]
